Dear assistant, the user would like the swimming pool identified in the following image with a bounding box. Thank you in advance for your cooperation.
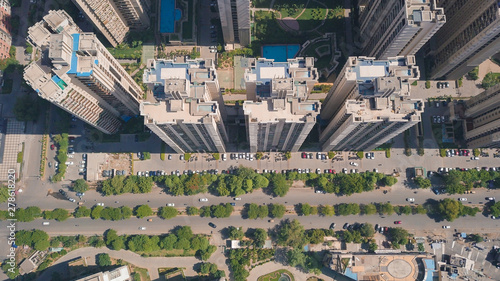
[262,44,300,62]
[160,0,182,33]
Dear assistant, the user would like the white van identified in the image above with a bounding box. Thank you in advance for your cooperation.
[42,222,50,226]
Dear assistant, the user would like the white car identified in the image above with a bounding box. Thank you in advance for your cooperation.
[96,203,104,206]
[67,154,74,158]
[167,203,175,207]
[234,197,242,201]
[199,198,208,202]
[65,161,74,165]
[139,227,146,230]
[442,225,451,229]
[349,162,359,167]
[487,197,495,201]
[210,49,217,53]
[458,198,467,201]
[471,157,479,160]
[406,198,415,202]
[316,168,321,174]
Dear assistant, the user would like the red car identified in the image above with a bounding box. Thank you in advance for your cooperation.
[301,152,306,158]
[50,144,55,150]
[394,221,402,224]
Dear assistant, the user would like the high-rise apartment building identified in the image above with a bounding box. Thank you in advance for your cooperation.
[217,0,250,46]
[71,0,150,46]
[24,10,142,134]
[320,56,419,122]
[244,57,318,101]
[427,0,500,80]
[244,99,320,153]
[360,0,445,59]
[0,0,11,59]
[242,57,320,152]
[463,84,500,148]
[141,59,228,153]
[321,97,424,151]
[320,56,422,151]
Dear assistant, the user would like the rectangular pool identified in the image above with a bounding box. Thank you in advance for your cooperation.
[262,44,300,62]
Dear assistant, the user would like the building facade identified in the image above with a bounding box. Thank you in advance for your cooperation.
[428,0,500,80]
[24,10,142,134]
[0,0,11,59]
[320,56,422,151]
[217,0,251,47]
[141,59,228,153]
[464,84,500,148]
[244,99,320,153]
[321,97,424,151]
[71,0,150,46]
[360,0,445,59]
[242,57,320,152]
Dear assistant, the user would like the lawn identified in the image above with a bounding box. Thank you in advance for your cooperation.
[181,0,194,40]
[297,1,328,30]
[274,0,307,18]
[108,46,142,59]
[258,269,295,281]
[253,11,307,44]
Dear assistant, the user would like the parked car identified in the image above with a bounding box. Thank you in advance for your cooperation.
[234,197,242,201]
[458,198,467,201]
[139,227,146,230]
[442,225,451,229]
[167,203,175,207]
[50,144,55,150]
[343,223,349,229]
[199,198,208,202]
[208,222,217,228]
[96,203,104,206]
[406,198,415,202]
[329,223,336,230]
[349,162,359,166]
[394,221,402,224]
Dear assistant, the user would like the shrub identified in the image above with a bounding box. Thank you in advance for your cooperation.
[356,151,363,159]
[425,81,431,89]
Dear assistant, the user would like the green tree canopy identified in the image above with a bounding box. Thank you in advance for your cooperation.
[134,205,153,218]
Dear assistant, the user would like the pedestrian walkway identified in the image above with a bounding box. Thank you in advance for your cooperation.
[37,247,200,281]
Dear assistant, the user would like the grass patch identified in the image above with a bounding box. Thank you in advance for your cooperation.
[298,2,328,30]
[258,269,295,281]
[17,143,24,163]
[182,0,194,40]
[1,79,13,94]
[160,142,166,161]
[107,45,142,59]
[137,249,196,257]
[133,267,151,281]
[411,81,418,86]
[431,122,457,149]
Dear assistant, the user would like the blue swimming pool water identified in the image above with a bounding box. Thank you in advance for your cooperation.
[160,0,182,33]
[262,44,300,62]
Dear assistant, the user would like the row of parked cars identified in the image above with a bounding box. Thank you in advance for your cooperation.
[137,170,166,177]
[59,189,75,203]
[432,115,446,123]
[445,149,471,157]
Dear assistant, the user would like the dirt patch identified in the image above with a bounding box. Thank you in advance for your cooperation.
[101,153,132,176]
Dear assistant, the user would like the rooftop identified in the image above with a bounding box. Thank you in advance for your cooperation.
[75,265,131,281]
[143,59,217,100]
[243,98,320,123]
[141,99,221,124]
[345,96,424,122]
[344,56,419,96]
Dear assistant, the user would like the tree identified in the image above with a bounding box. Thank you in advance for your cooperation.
[359,223,375,237]
[306,229,325,244]
[378,203,394,215]
[73,179,88,193]
[91,206,103,219]
[368,242,378,253]
[13,96,40,121]
[300,203,313,216]
[287,248,307,268]
[252,228,267,248]
[246,203,260,219]
[212,153,220,160]
[96,253,111,267]
[468,234,483,243]
[158,206,177,219]
[275,219,307,249]
[468,67,479,80]
[187,206,200,216]
[269,204,286,218]
[270,174,290,197]
[438,198,462,221]
[74,206,91,218]
[134,205,153,218]
[284,151,292,160]
[337,203,360,216]
[256,152,263,160]
[388,227,409,247]
[489,201,500,217]
[228,226,244,240]
[51,208,69,221]
[414,177,431,189]
[361,204,377,215]
[319,205,335,216]
[382,176,398,186]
